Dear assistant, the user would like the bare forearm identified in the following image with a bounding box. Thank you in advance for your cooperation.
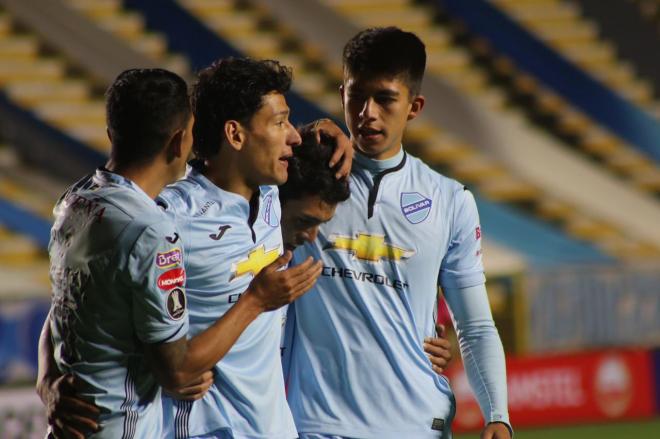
[150,252,320,389]
[151,292,263,388]
[175,293,262,383]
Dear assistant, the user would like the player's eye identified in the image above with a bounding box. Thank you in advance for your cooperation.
[376,96,396,105]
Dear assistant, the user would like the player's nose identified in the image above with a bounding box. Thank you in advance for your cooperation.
[359,98,376,120]
[287,121,302,146]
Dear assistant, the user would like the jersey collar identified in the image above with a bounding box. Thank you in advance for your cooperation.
[184,162,271,215]
[354,146,405,175]
[94,167,155,204]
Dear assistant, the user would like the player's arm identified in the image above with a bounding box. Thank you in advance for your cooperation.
[36,310,100,439]
[144,251,322,389]
[308,118,353,178]
[443,285,512,438]
[439,188,512,438]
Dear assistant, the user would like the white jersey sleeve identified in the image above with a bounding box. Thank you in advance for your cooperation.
[444,284,511,431]
[439,188,486,289]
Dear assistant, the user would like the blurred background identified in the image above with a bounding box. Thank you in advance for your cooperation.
[0,0,659,437]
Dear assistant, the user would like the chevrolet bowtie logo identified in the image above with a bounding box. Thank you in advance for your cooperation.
[231,245,280,280]
[325,233,415,262]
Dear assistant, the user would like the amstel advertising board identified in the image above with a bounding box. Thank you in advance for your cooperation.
[445,349,656,431]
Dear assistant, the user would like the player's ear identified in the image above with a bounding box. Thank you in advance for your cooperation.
[339,84,346,110]
[407,94,425,121]
[165,128,185,163]
[224,120,245,151]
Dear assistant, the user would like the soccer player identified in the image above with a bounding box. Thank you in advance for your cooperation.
[280,124,351,252]
[38,67,322,439]
[155,58,341,439]
[284,27,512,439]
[39,59,454,439]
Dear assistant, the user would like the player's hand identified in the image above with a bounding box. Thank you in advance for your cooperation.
[45,374,100,439]
[424,324,452,374]
[245,251,322,311]
[312,118,353,178]
[481,422,512,439]
[164,370,214,401]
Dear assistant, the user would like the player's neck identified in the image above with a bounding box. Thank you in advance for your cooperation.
[105,158,172,200]
[203,152,256,202]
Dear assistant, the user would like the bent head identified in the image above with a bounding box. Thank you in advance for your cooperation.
[105,68,193,179]
[341,27,426,160]
[280,125,350,250]
[192,57,301,186]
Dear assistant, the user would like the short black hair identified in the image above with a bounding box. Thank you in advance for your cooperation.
[192,57,293,160]
[105,68,190,166]
[280,123,350,205]
[343,27,426,96]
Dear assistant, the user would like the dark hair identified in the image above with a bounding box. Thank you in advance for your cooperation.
[105,68,190,166]
[343,27,426,96]
[192,57,293,160]
[280,123,350,205]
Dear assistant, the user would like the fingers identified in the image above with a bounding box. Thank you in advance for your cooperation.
[425,336,451,352]
[482,422,511,439]
[287,259,322,286]
[427,355,449,374]
[66,413,100,433]
[312,118,331,145]
[335,155,352,179]
[182,370,213,387]
[328,140,343,168]
[263,251,293,273]
[198,370,214,384]
[313,118,352,178]
[289,261,323,300]
[424,336,452,374]
[281,256,317,280]
[173,371,214,400]
[52,374,77,396]
[50,425,68,439]
[55,395,101,419]
[328,135,353,178]
[436,323,446,337]
[52,417,85,439]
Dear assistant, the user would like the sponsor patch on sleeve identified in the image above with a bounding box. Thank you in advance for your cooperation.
[157,267,186,290]
[156,248,182,269]
[167,288,187,320]
[475,226,482,240]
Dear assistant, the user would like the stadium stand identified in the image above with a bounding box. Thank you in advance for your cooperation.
[436,0,660,164]
[440,11,660,195]
[575,0,660,102]
[140,0,621,268]
[0,145,55,300]
[0,6,108,151]
[256,0,660,260]
[0,3,658,436]
[489,0,658,111]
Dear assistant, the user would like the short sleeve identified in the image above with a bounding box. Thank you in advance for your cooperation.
[439,188,486,289]
[126,221,189,345]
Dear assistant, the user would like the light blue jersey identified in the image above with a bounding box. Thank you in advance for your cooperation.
[286,149,488,438]
[49,169,189,439]
[158,164,296,439]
